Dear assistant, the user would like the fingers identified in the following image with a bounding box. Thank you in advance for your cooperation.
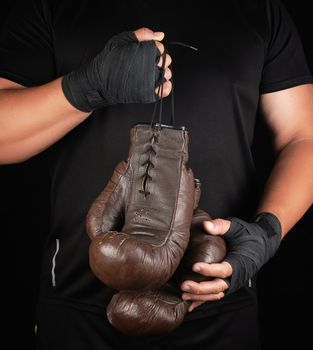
[155,42,172,81]
[134,29,170,69]
[155,41,164,55]
[154,67,172,97]
[155,52,172,98]
[157,52,172,68]
[133,28,172,98]
[185,291,225,302]
[179,261,232,307]
[155,81,172,98]
[181,278,229,297]
[181,278,228,304]
[163,67,172,81]
[156,52,172,98]
[182,278,228,302]
[133,29,170,70]
[134,29,166,57]
[192,261,233,279]
[203,218,231,235]
[134,27,164,42]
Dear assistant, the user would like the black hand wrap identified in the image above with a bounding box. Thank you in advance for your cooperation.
[223,212,282,294]
[62,31,161,112]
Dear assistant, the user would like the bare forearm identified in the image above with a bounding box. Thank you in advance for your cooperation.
[257,139,313,236]
[0,77,90,164]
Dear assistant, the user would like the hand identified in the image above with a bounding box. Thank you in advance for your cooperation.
[62,27,172,112]
[181,218,231,312]
[134,28,172,98]
[181,213,282,312]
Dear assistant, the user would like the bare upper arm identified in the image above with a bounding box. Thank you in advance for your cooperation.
[0,77,25,90]
[260,84,313,151]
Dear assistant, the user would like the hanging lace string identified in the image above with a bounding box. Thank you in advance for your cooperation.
[139,42,198,197]
[150,41,198,127]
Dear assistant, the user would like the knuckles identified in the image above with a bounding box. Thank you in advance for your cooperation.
[134,27,153,40]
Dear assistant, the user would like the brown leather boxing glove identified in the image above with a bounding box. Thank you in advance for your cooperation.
[86,123,195,291]
[106,208,227,336]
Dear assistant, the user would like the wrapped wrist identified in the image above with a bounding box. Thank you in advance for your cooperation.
[223,212,282,294]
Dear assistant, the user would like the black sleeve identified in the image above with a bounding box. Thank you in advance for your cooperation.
[0,0,56,87]
[260,0,313,94]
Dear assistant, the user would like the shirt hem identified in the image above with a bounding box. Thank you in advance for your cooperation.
[260,75,313,94]
[0,71,37,87]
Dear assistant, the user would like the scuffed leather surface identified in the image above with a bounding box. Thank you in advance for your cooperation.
[87,123,195,290]
[107,285,188,336]
[175,209,226,283]
[86,160,129,238]
[107,208,226,336]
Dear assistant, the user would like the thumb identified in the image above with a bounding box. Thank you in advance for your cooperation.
[134,27,165,42]
[203,218,231,235]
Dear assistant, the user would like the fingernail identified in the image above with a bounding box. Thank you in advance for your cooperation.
[153,32,164,40]
[182,294,190,300]
[206,221,215,229]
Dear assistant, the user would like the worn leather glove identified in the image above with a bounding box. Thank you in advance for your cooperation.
[62,31,161,112]
[107,208,226,336]
[86,123,195,291]
[223,212,282,294]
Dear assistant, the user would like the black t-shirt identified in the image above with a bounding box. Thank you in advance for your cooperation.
[1,0,312,319]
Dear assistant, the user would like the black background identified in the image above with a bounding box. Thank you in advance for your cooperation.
[0,1,312,349]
